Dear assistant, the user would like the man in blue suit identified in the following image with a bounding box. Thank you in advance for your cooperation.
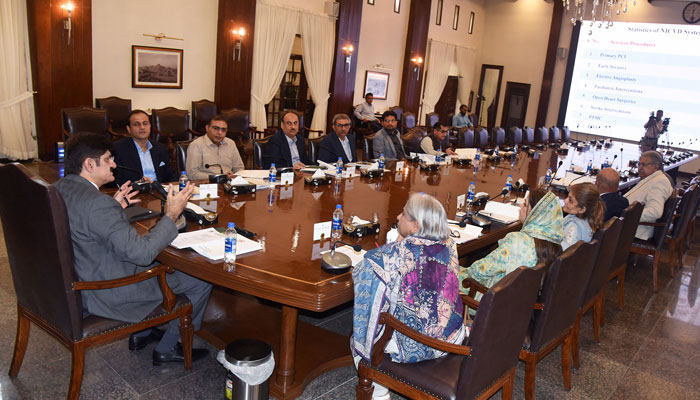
[263,111,310,170]
[112,110,178,185]
[318,113,357,164]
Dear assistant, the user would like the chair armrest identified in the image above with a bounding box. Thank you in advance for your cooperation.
[188,128,204,137]
[461,277,488,298]
[460,294,480,310]
[106,126,125,138]
[62,129,73,140]
[153,129,174,138]
[639,221,665,227]
[72,265,176,311]
[370,312,471,366]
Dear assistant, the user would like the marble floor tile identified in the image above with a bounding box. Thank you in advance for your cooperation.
[610,369,700,400]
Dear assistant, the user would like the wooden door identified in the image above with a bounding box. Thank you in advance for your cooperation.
[434,76,459,124]
[500,82,531,131]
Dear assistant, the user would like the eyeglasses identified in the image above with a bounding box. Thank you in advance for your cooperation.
[336,123,351,128]
[383,119,397,123]
[209,126,227,132]
[92,154,114,164]
[450,229,461,238]
[439,130,449,134]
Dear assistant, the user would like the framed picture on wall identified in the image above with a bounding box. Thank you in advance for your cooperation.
[467,90,474,112]
[363,71,389,100]
[132,45,183,89]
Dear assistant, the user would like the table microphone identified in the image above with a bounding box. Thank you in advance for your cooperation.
[546,160,564,188]
[205,163,227,183]
[321,241,363,273]
[459,188,509,227]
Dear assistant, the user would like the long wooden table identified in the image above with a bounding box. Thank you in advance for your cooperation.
[27,141,696,399]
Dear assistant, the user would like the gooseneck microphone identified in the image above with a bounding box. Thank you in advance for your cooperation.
[321,240,363,272]
[205,163,227,183]
[205,163,224,174]
[546,160,564,188]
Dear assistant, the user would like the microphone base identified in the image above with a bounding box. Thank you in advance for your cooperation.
[209,174,228,184]
[321,252,352,273]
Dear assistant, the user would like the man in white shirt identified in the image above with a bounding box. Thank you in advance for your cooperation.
[624,150,673,240]
[186,115,245,179]
[354,93,382,132]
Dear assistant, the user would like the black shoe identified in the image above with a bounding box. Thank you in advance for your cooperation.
[129,328,165,351]
[152,343,209,366]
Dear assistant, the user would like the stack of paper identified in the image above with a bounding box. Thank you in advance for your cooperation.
[552,171,596,187]
[454,148,477,160]
[170,227,263,261]
[449,224,483,244]
[481,201,520,224]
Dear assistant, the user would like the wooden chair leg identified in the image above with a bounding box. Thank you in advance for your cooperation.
[356,366,374,400]
[523,352,536,400]
[502,368,516,400]
[572,313,581,369]
[668,241,676,276]
[617,267,626,310]
[68,343,86,400]
[562,334,572,390]
[653,254,659,292]
[592,295,601,343]
[179,314,193,371]
[8,309,30,377]
[600,288,606,327]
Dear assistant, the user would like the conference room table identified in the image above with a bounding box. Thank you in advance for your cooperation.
[29,139,695,399]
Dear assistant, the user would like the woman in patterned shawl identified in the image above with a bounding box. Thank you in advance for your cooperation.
[351,193,465,372]
[459,188,565,296]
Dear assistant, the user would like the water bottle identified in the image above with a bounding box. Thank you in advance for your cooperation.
[587,160,593,173]
[224,222,237,272]
[435,153,442,163]
[506,174,513,193]
[545,168,552,184]
[336,157,343,179]
[494,145,499,157]
[475,148,481,162]
[603,157,609,169]
[332,204,343,242]
[467,181,476,213]
[178,171,188,191]
[269,163,277,184]
[378,153,385,170]
[514,144,518,153]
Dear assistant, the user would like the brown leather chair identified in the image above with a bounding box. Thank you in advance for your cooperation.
[458,127,475,148]
[175,139,195,174]
[665,184,699,273]
[425,112,439,129]
[151,107,199,148]
[95,96,132,135]
[61,106,123,142]
[402,112,416,130]
[362,134,376,161]
[519,241,598,399]
[284,110,322,139]
[629,195,679,292]
[253,136,272,169]
[571,217,623,369]
[604,201,643,316]
[389,106,403,132]
[220,108,251,141]
[307,136,325,165]
[401,127,427,155]
[191,99,218,135]
[0,163,194,400]
[357,265,545,400]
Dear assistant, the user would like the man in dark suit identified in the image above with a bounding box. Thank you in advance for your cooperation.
[113,110,178,185]
[263,111,310,170]
[54,132,211,366]
[596,167,629,221]
[318,113,357,164]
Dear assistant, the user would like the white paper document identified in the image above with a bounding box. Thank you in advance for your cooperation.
[450,224,483,244]
[237,170,270,180]
[454,148,476,160]
[481,201,520,224]
[321,245,367,267]
[170,227,263,261]
[552,171,596,187]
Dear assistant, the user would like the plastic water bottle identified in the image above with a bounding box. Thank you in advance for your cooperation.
[475,148,481,162]
[378,153,385,170]
[178,171,188,191]
[435,153,442,163]
[336,157,343,179]
[269,163,277,184]
[514,144,518,153]
[332,204,343,242]
[587,160,593,173]
[224,222,237,272]
[545,168,552,184]
[506,174,513,193]
[603,157,609,169]
[467,181,476,213]
[494,145,499,157]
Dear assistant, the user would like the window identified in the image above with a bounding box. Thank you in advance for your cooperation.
[266,55,313,128]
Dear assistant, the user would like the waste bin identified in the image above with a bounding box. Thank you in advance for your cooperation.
[218,339,274,400]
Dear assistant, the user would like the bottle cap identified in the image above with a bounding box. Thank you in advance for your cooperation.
[338,157,342,161]
[470,181,474,184]
[181,171,186,175]
[228,222,235,229]
[508,174,512,177]
[336,204,342,209]
[271,163,276,167]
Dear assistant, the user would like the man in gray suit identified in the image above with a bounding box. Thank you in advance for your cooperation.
[54,133,212,366]
[372,110,405,161]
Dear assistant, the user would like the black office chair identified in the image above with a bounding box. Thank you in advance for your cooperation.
[175,139,195,174]
[363,134,376,161]
[253,136,272,169]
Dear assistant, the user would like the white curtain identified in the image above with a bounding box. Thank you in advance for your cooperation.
[299,13,335,135]
[455,47,478,111]
[0,0,36,159]
[249,2,299,129]
[421,40,454,124]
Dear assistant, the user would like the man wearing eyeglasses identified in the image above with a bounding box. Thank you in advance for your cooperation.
[624,150,673,240]
[186,115,244,179]
[421,122,457,156]
[372,111,406,161]
[318,113,357,164]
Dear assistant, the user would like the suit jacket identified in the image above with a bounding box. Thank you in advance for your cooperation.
[624,170,673,240]
[112,138,178,185]
[601,192,629,222]
[372,128,405,161]
[263,130,309,169]
[318,132,357,164]
[53,174,178,323]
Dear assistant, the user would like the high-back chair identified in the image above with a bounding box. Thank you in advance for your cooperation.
[536,127,548,143]
[492,127,505,146]
[402,112,416,131]
[0,163,194,400]
[571,217,623,369]
[476,127,489,147]
[61,106,123,142]
[605,202,643,315]
[389,106,404,132]
[357,265,545,400]
[549,126,560,142]
[665,184,699,272]
[151,107,198,148]
[95,96,132,135]
[307,136,325,165]
[523,126,535,143]
[561,126,571,141]
[459,127,475,148]
[191,99,218,135]
[508,127,523,145]
[629,195,680,292]
[519,241,598,399]
[175,139,195,174]
[253,136,272,169]
[221,108,251,142]
[362,134,376,161]
[401,127,426,155]
[425,112,439,129]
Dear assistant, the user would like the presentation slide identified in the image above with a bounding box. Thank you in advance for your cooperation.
[564,21,700,151]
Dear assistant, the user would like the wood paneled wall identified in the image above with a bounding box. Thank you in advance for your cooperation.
[27,0,93,161]
[399,0,431,116]
[214,0,256,112]
[535,0,563,128]
[327,0,363,130]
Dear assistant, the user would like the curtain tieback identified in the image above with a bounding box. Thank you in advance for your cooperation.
[0,92,35,109]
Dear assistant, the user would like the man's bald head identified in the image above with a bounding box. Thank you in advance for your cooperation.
[596,168,621,193]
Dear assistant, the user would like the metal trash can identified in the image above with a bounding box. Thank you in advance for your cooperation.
[223,339,274,400]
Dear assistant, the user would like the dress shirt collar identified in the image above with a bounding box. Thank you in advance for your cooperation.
[131,138,152,153]
[285,134,297,146]
[204,135,228,147]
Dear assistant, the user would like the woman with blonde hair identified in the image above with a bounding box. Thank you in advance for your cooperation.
[561,182,605,250]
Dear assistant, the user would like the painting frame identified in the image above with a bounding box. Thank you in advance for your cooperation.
[132,45,183,89]
[363,71,390,100]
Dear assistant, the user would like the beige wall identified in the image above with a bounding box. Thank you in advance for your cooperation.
[91,0,218,113]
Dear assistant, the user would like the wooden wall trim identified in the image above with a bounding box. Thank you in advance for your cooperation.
[399,0,432,116]
[214,0,256,111]
[535,1,563,128]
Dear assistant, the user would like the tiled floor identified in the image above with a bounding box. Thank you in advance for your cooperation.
[1,220,700,399]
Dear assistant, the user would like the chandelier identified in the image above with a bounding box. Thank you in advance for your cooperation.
[562,0,636,29]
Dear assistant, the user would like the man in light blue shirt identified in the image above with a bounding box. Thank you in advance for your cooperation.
[452,104,473,129]
[354,93,382,132]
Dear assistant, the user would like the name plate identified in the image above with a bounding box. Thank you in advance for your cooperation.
[198,184,218,199]
[395,161,405,171]
[280,172,294,185]
[313,221,332,241]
